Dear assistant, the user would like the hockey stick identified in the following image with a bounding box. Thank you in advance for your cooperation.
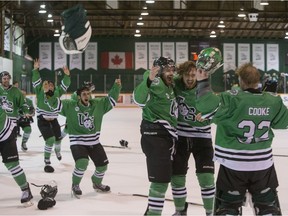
[273,154,288,157]
[117,193,203,206]
[102,145,131,149]
[39,124,66,138]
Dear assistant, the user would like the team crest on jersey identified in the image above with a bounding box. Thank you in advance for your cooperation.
[75,107,80,112]
[228,89,239,95]
[177,96,196,121]
[0,96,13,113]
[152,78,160,85]
[78,112,94,131]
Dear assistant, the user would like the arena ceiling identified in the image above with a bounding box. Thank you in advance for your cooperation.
[1,0,288,40]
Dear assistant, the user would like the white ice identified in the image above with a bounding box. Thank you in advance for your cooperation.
[1,107,288,215]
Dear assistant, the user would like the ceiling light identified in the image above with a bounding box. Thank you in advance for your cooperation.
[141,12,149,16]
[139,17,143,20]
[260,0,269,6]
[48,14,52,18]
[135,29,140,33]
[143,6,148,10]
[134,33,141,37]
[39,9,46,13]
[40,3,46,9]
[137,22,144,26]
[210,31,216,38]
[217,21,225,28]
[55,30,59,33]
[47,19,53,22]
[146,0,155,3]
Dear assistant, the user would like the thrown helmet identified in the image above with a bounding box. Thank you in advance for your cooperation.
[59,4,92,55]
[82,81,95,92]
[153,57,175,76]
[196,47,222,75]
[40,182,58,199]
[262,79,278,93]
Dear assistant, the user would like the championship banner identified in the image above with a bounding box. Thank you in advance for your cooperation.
[238,43,250,67]
[223,43,236,72]
[101,52,133,69]
[135,42,148,70]
[148,42,161,69]
[85,42,97,70]
[39,42,52,70]
[69,53,82,70]
[162,42,175,60]
[252,44,265,71]
[54,42,67,70]
[266,44,279,71]
[175,42,188,64]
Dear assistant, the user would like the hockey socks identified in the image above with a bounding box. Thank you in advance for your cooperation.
[145,182,168,215]
[197,173,215,215]
[5,161,28,189]
[171,175,187,211]
[21,126,31,151]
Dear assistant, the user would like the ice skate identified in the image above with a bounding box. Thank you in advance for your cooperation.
[172,202,188,216]
[93,183,111,193]
[71,184,82,199]
[55,150,62,161]
[44,160,54,173]
[21,142,28,152]
[21,183,33,207]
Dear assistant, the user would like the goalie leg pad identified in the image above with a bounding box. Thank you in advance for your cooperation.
[214,189,245,215]
[252,188,282,215]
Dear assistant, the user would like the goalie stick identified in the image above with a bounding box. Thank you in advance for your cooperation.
[117,192,203,206]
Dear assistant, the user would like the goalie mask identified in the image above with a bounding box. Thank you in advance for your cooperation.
[59,4,92,55]
[196,47,223,75]
[153,57,176,76]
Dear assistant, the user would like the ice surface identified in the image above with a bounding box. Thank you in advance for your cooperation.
[1,107,288,215]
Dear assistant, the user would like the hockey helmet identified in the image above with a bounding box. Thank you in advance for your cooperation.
[262,79,278,93]
[196,47,222,75]
[153,57,175,76]
[82,81,95,92]
[59,4,92,55]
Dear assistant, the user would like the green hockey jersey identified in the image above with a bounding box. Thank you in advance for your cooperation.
[0,85,28,124]
[46,82,121,146]
[32,68,71,119]
[196,87,288,171]
[0,107,15,142]
[133,70,178,138]
[174,77,212,138]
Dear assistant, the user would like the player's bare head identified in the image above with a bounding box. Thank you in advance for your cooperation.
[177,61,197,89]
[236,63,260,89]
[77,86,91,105]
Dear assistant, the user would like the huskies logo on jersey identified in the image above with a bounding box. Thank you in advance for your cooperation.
[177,96,196,121]
[78,112,94,131]
[0,96,13,113]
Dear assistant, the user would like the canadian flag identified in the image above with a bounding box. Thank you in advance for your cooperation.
[101,52,133,69]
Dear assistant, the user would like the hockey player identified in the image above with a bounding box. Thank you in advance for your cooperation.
[196,51,286,215]
[18,90,35,151]
[0,80,33,206]
[0,72,28,132]
[44,78,121,197]
[133,57,178,215]
[171,60,215,216]
[32,59,71,173]
[61,81,95,139]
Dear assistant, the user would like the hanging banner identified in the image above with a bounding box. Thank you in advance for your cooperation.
[148,42,161,69]
[135,42,148,70]
[175,42,188,64]
[223,43,236,72]
[238,43,250,67]
[85,42,98,70]
[252,44,265,71]
[162,42,175,60]
[39,42,52,70]
[54,42,67,70]
[266,44,279,71]
[69,53,82,70]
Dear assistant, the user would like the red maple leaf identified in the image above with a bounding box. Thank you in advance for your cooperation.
[111,54,123,65]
